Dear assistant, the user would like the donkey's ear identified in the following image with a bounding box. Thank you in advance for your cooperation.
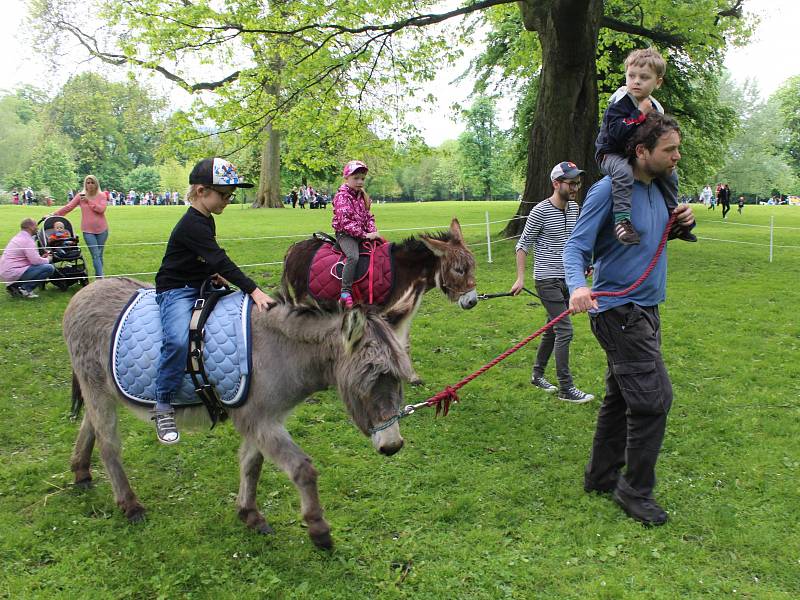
[342,309,366,353]
[421,237,448,257]
[449,218,463,242]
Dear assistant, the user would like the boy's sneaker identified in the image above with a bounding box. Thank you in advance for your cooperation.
[613,219,640,245]
[558,386,594,404]
[339,291,354,309]
[531,375,557,393]
[152,409,180,445]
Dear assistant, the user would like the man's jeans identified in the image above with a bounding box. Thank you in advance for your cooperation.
[532,278,574,391]
[83,230,108,277]
[585,303,673,500]
[17,263,55,292]
[155,286,200,408]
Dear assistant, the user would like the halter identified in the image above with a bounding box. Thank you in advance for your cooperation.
[368,412,401,435]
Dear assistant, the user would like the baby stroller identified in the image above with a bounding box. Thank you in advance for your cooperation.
[36,216,89,290]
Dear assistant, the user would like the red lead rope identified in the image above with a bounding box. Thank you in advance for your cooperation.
[405,213,678,418]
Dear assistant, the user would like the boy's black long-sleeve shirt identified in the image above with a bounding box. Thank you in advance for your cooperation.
[155,207,257,294]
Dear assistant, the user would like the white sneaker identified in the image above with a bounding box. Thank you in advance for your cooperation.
[19,288,39,299]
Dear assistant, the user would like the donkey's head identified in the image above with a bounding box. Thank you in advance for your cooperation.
[336,309,414,456]
[421,218,478,310]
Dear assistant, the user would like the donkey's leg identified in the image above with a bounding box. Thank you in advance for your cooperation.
[70,413,96,489]
[255,426,333,549]
[236,438,274,535]
[84,391,145,523]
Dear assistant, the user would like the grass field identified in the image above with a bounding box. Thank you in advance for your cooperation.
[0,201,798,599]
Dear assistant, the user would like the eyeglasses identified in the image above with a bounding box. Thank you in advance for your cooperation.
[208,186,236,202]
[559,180,582,189]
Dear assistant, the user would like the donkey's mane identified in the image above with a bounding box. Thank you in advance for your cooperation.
[396,229,454,254]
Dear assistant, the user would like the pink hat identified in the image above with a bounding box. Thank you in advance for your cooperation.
[343,160,368,177]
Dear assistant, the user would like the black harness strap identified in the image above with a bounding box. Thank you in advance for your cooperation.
[187,278,234,428]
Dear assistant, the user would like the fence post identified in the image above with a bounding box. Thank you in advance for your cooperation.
[485,211,493,264]
[769,215,774,263]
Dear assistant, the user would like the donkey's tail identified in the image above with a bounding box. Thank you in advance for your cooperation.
[70,372,84,420]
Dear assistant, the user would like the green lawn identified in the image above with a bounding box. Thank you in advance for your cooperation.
[0,202,798,599]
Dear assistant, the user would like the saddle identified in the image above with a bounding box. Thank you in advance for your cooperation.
[307,234,394,305]
[110,283,253,425]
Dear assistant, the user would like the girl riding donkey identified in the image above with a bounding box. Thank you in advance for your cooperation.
[332,160,382,308]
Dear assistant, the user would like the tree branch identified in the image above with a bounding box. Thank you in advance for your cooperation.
[57,20,239,91]
[600,16,686,47]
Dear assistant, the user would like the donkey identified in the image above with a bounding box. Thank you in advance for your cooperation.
[282,218,477,377]
[63,277,413,549]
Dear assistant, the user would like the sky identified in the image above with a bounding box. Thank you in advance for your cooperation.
[3,0,799,146]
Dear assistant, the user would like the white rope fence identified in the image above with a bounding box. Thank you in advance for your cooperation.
[3,210,797,287]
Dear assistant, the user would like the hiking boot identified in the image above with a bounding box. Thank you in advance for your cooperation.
[614,219,640,245]
[19,288,39,299]
[531,375,557,393]
[612,490,668,526]
[151,409,180,445]
[558,386,594,404]
[339,291,354,309]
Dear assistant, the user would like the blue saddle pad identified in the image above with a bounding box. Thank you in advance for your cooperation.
[110,289,252,407]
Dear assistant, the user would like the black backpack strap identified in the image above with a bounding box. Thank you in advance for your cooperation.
[187,277,234,428]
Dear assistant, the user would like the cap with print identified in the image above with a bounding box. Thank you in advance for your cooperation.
[342,160,368,178]
[550,161,584,182]
[189,158,254,188]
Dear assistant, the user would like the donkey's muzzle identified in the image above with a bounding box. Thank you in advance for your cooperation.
[372,423,404,456]
[459,289,478,310]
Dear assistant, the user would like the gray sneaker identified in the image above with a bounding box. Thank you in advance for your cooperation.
[531,375,557,393]
[151,409,180,444]
[558,386,594,403]
[19,288,39,299]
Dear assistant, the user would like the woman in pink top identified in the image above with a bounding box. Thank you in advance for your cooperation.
[54,174,109,277]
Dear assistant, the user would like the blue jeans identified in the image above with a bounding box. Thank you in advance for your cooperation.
[155,286,200,408]
[16,263,55,292]
[83,230,108,277]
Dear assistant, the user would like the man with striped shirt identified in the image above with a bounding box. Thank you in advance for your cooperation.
[510,162,594,404]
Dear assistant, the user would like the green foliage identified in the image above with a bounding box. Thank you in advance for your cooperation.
[123,165,161,193]
[774,75,800,175]
[459,96,510,200]
[0,203,799,598]
[157,159,192,195]
[0,92,43,186]
[46,72,165,190]
[25,139,76,201]
[716,74,799,197]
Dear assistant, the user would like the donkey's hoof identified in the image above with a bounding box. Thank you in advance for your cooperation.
[256,522,275,535]
[239,508,274,535]
[310,529,334,550]
[73,478,93,491]
[125,505,146,524]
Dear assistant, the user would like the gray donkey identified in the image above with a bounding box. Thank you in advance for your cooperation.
[63,277,413,549]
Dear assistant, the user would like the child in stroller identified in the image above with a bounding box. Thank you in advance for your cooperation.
[48,221,78,255]
[36,216,89,289]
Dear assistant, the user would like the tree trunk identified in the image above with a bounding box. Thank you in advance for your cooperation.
[253,123,283,208]
[503,0,604,236]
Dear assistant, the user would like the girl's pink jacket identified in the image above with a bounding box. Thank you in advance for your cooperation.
[331,184,376,239]
[54,194,108,234]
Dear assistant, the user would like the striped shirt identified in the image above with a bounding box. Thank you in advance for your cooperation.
[515,198,580,280]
